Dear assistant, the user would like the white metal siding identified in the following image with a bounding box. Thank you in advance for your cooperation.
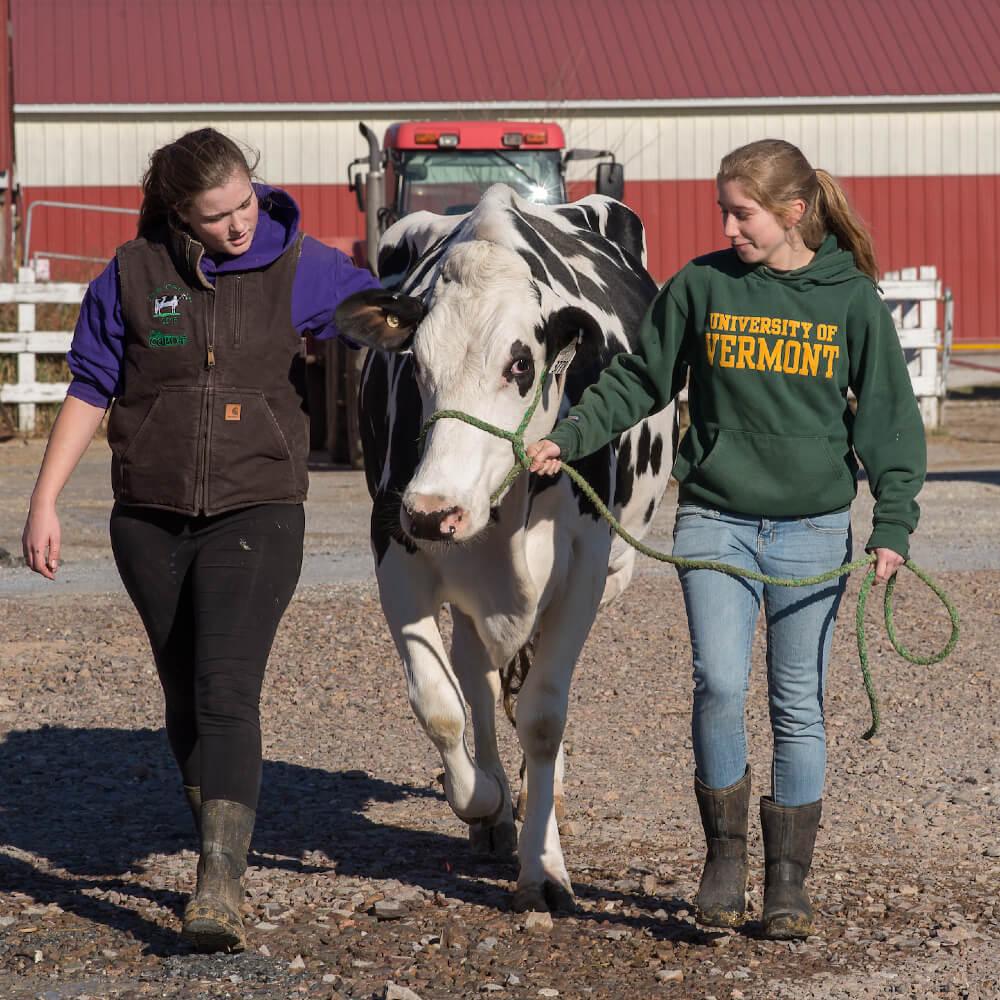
[14,108,1000,187]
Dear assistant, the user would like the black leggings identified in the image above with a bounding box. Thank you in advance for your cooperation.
[110,502,304,809]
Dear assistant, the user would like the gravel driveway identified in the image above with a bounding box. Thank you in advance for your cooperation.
[0,396,997,999]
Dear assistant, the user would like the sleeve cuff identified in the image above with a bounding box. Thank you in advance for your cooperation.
[866,522,910,559]
[545,420,583,462]
[66,378,112,409]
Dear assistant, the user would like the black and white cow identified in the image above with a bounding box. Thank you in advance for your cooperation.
[335,185,674,912]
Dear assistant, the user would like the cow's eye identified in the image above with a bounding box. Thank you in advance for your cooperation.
[507,358,532,379]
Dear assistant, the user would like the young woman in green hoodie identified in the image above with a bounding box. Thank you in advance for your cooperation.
[527,139,926,939]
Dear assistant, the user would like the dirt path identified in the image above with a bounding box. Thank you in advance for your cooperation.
[0,399,998,999]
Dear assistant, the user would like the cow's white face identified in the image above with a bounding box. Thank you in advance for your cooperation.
[334,237,601,545]
[402,242,570,542]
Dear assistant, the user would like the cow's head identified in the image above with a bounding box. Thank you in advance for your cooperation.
[336,240,604,543]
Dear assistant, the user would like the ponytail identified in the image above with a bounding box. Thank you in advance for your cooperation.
[812,169,878,282]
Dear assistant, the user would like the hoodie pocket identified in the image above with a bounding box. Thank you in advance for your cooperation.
[693,427,855,515]
[207,388,296,510]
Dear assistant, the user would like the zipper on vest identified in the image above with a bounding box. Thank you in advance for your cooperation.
[233,275,243,347]
[200,292,217,513]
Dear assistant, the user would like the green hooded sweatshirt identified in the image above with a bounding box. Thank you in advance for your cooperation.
[546,234,926,556]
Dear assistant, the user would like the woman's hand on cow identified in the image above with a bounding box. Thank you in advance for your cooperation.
[871,546,905,584]
[527,439,562,476]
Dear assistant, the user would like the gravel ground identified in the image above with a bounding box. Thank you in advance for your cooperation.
[0,396,998,1000]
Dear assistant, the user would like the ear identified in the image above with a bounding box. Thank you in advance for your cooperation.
[333,289,427,352]
[784,197,807,229]
[541,305,604,370]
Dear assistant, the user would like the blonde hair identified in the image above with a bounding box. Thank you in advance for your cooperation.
[717,139,878,282]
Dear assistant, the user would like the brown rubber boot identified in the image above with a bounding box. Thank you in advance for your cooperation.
[184,785,202,835]
[760,796,822,939]
[694,767,751,927]
[182,799,255,953]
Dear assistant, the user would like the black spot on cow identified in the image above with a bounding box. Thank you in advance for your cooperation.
[570,444,613,520]
[615,435,635,510]
[644,498,656,523]
[509,209,581,296]
[507,339,535,397]
[650,432,664,476]
[636,423,652,476]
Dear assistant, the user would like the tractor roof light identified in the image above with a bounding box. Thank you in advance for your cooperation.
[414,131,439,144]
[523,132,547,144]
[502,132,524,148]
[437,133,460,147]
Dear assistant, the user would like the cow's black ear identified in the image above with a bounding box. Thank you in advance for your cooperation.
[542,306,603,370]
[334,289,426,351]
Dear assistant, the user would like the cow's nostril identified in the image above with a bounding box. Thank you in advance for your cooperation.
[404,505,464,541]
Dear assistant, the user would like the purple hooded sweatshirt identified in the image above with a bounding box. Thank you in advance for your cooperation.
[67,184,381,408]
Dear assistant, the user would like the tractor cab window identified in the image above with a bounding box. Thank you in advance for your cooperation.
[397,150,566,216]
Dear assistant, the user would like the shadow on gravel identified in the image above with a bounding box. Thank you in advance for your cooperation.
[925,468,1000,484]
[0,725,555,953]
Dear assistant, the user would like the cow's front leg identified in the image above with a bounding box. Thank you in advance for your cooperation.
[377,555,503,823]
[451,610,517,858]
[512,564,603,913]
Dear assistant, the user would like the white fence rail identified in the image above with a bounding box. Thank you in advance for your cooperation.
[0,269,84,433]
[0,265,951,435]
[881,265,948,429]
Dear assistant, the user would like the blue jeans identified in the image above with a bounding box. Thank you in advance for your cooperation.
[672,504,852,807]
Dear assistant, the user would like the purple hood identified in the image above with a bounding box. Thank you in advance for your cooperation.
[67,184,380,408]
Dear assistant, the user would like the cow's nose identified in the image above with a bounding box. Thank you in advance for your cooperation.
[402,501,468,541]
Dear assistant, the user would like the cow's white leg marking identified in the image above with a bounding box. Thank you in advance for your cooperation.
[512,542,605,912]
[450,609,517,857]
[376,545,502,823]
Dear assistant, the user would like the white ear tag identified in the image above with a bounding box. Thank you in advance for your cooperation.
[549,336,580,377]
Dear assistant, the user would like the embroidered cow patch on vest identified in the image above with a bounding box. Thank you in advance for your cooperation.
[147,282,192,325]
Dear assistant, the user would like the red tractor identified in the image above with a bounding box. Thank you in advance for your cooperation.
[348,120,624,269]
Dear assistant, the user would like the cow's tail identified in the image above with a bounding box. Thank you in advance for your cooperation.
[500,639,534,726]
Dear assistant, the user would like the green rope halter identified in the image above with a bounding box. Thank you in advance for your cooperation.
[418,363,960,739]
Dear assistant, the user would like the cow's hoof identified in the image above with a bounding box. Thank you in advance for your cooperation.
[469,815,518,858]
[512,880,576,914]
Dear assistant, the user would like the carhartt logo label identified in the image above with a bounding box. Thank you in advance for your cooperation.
[147,283,192,325]
[225,404,242,421]
[148,331,188,348]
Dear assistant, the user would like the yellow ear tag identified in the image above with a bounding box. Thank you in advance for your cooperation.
[385,313,400,328]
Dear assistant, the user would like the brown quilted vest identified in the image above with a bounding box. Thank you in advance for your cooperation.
[108,228,309,515]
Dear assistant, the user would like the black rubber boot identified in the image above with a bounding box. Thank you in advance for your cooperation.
[694,767,751,927]
[760,796,822,939]
[184,785,202,836]
[182,799,255,953]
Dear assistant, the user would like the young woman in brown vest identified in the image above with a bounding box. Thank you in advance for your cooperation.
[22,128,379,952]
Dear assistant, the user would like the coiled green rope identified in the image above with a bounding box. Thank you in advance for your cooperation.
[419,364,960,739]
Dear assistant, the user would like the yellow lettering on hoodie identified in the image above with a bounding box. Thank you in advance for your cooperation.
[737,315,750,333]
[800,322,813,340]
[705,332,720,365]
[800,342,822,377]
[822,343,841,377]
[718,334,737,367]
[758,338,783,372]
[736,336,757,369]
[783,340,802,373]
[759,317,771,335]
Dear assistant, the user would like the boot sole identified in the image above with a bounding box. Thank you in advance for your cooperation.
[764,912,814,940]
[695,907,747,928]
[183,914,246,953]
